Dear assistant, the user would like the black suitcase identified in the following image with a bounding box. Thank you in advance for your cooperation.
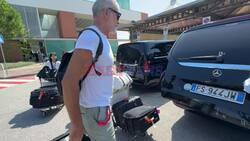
[51,131,90,141]
[30,86,63,109]
[123,105,160,135]
[112,96,143,128]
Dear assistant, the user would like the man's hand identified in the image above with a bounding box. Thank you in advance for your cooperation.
[69,126,85,141]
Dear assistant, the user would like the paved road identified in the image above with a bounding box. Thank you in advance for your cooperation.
[0,80,250,141]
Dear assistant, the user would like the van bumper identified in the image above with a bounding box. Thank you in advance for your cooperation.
[161,80,250,129]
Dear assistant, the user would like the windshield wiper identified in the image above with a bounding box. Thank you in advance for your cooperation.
[178,55,224,63]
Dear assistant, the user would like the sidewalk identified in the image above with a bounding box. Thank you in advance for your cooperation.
[0,63,44,79]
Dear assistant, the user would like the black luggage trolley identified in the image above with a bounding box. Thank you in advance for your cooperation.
[30,66,64,116]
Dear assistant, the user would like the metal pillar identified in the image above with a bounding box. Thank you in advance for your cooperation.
[0,44,8,78]
[163,27,169,40]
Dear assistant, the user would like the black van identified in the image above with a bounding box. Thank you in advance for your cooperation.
[161,14,250,129]
[116,40,175,87]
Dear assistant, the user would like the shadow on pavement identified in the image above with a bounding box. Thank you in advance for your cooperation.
[62,125,156,141]
[9,108,61,129]
[129,85,169,108]
[171,110,250,141]
[115,128,156,141]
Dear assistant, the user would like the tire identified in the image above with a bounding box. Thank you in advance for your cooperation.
[161,91,169,98]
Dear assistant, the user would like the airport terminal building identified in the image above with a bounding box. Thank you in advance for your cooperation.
[3,0,147,62]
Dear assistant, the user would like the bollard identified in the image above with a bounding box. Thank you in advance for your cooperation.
[0,63,6,78]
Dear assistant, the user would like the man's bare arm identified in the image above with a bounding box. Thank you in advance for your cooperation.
[62,49,92,130]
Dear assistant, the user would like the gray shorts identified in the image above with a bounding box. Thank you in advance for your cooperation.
[80,106,116,141]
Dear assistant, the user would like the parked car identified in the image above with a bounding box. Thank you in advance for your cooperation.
[161,14,250,129]
[116,40,175,87]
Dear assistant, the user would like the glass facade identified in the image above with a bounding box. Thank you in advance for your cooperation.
[39,14,60,38]
[12,5,41,38]
[12,5,60,38]
[170,0,177,6]
[45,40,75,60]
[109,40,119,56]
[117,0,130,10]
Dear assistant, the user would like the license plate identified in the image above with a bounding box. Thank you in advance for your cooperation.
[189,84,246,104]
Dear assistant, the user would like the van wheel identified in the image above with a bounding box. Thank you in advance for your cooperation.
[161,92,169,98]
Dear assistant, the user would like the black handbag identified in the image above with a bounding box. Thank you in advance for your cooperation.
[37,65,56,80]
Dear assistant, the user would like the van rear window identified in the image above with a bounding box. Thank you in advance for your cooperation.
[172,20,250,65]
[147,42,174,57]
[116,44,142,64]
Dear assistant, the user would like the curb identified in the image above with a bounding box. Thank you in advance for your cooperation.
[0,73,38,79]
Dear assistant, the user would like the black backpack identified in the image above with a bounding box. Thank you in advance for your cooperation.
[56,28,103,95]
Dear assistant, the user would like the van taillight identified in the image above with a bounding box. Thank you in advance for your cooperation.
[144,61,151,73]
[117,65,124,72]
[156,108,160,114]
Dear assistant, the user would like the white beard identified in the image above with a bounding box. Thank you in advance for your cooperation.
[244,77,250,93]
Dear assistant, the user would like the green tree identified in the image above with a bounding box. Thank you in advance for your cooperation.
[0,0,26,39]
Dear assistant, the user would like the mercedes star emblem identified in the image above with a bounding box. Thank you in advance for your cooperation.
[212,69,222,77]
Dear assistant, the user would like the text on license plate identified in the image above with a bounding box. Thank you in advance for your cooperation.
[190,84,246,104]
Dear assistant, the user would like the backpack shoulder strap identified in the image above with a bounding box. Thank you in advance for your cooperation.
[78,28,103,64]
[49,60,55,70]
[77,27,104,87]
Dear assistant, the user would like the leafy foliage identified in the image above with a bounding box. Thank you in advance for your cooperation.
[0,0,26,39]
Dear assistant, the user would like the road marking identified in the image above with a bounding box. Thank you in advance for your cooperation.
[0,75,36,90]
[0,79,34,83]
[0,84,17,87]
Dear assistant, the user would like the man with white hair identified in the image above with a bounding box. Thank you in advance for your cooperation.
[62,0,121,140]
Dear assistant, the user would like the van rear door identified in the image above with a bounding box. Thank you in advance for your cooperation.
[146,41,174,80]
[116,43,142,78]
[170,20,250,96]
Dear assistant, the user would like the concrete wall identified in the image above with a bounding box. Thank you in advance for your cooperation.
[108,32,117,39]
[139,33,179,41]
[140,33,164,40]
[168,34,179,40]
[0,40,23,62]
[141,12,149,20]
[7,0,143,23]
[58,11,78,38]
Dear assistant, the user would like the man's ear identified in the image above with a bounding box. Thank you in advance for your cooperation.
[103,8,109,19]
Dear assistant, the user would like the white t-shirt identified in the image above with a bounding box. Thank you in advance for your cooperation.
[45,61,61,70]
[75,25,114,108]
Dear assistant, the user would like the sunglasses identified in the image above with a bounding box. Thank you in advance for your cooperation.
[108,8,121,21]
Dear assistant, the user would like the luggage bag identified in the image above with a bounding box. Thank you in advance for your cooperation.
[112,96,143,129]
[30,86,63,109]
[112,72,133,105]
[123,105,160,135]
[29,83,64,116]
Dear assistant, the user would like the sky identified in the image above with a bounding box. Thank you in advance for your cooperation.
[87,0,196,16]
[117,0,196,40]
[130,0,196,16]
[88,0,197,40]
